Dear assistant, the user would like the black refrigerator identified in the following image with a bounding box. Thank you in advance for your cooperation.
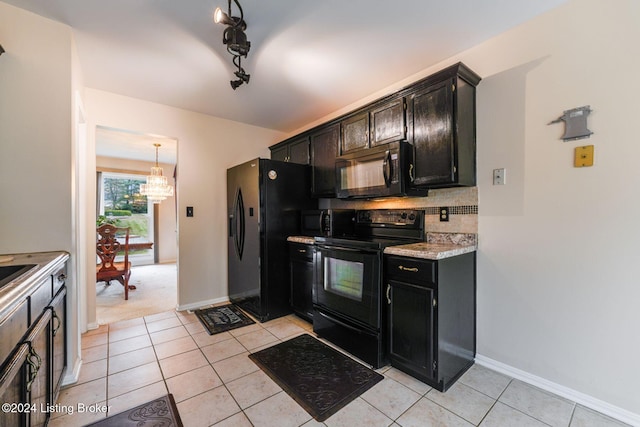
[227,158,316,322]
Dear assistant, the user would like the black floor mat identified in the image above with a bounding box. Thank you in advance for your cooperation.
[85,394,182,426]
[249,333,384,421]
[194,303,255,335]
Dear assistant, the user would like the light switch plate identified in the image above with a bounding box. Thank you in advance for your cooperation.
[493,168,506,185]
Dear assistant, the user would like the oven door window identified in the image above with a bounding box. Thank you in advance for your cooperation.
[324,258,364,301]
[315,246,380,328]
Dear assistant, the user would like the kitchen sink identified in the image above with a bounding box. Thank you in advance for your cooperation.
[0,264,37,289]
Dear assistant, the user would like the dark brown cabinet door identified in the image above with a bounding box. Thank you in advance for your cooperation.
[271,145,288,162]
[24,310,52,427]
[0,343,29,427]
[289,243,314,322]
[49,287,66,402]
[310,124,339,197]
[408,80,455,186]
[270,137,309,164]
[288,137,310,165]
[388,280,435,382]
[371,98,406,147]
[341,111,369,154]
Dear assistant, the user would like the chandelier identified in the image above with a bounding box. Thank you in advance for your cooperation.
[140,144,174,204]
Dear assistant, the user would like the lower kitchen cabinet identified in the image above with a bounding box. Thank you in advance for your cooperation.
[385,252,475,391]
[289,242,314,322]
[0,255,68,427]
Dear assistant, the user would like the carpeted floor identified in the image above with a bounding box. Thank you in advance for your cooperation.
[96,263,177,325]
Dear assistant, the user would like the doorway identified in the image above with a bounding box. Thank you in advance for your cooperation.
[94,126,178,324]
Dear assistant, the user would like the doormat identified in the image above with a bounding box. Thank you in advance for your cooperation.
[86,394,183,426]
[249,333,383,422]
[194,303,255,335]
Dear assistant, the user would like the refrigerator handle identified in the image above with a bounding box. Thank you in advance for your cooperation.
[229,215,234,237]
[233,188,245,259]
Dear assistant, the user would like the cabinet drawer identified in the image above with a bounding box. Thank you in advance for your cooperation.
[385,255,435,285]
[29,279,52,325]
[289,243,314,261]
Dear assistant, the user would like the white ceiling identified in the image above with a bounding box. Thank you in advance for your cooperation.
[4,0,567,156]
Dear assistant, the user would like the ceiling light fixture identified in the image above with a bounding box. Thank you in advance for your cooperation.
[213,0,251,89]
[139,144,174,204]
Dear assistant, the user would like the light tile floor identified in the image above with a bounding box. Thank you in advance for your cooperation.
[50,309,630,427]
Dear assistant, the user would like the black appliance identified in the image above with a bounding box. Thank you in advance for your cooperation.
[313,209,424,368]
[335,141,426,199]
[300,209,355,237]
[227,158,315,322]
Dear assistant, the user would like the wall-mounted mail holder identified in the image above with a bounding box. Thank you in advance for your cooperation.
[548,105,593,141]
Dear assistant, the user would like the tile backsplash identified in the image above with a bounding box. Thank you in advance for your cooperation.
[323,187,478,234]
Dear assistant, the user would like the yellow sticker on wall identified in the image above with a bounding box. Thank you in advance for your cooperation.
[574,145,594,167]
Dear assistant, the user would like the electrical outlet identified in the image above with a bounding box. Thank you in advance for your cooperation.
[493,168,506,185]
[186,206,194,217]
[440,207,449,222]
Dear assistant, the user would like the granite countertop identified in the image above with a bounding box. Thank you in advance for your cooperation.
[287,236,316,245]
[384,233,477,260]
[287,233,477,260]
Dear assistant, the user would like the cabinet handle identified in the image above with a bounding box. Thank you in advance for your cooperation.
[25,346,42,392]
[409,163,415,182]
[398,265,419,272]
[52,310,61,337]
[57,273,67,282]
[298,249,306,253]
[386,284,391,305]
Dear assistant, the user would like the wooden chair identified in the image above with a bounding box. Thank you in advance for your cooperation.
[96,224,134,300]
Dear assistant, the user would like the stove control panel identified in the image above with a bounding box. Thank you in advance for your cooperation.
[356,209,423,227]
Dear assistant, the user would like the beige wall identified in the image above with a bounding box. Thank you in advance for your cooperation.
[0,3,73,253]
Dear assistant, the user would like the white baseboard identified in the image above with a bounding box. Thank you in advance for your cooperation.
[86,322,99,331]
[176,296,229,312]
[476,354,640,427]
[61,357,82,387]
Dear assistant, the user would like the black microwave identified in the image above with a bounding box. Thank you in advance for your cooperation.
[335,141,426,199]
[300,209,355,237]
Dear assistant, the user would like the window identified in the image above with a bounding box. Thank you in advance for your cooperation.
[98,172,154,265]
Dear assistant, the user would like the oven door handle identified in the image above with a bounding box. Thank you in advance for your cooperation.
[317,310,364,334]
[316,244,377,254]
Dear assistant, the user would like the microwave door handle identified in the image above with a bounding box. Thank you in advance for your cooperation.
[382,150,392,187]
[319,211,326,233]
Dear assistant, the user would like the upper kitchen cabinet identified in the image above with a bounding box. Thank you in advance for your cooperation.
[407,63,481,188]
[270,135,310,165]
[340,111,369,154]
[340,96,407,155]
[370,96,406,147]
[310,123,340,197]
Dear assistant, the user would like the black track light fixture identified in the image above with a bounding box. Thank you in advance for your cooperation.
[214,0,251,89]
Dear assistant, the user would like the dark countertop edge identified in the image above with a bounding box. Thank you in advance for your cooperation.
[0,251,70,321]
